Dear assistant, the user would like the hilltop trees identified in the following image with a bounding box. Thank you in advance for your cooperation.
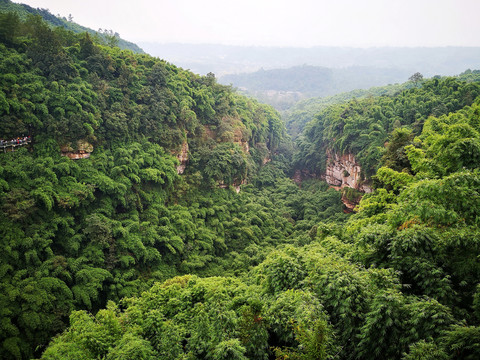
[408,72,424,86]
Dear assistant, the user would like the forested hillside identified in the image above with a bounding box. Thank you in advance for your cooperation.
[284,82,408,138]
[0,0,143,53]
[2,5,480,360]
[294,75,480,180]
[0,10,303,359]
[285,70,480,139]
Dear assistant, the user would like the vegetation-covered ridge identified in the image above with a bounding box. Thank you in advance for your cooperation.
[284,81,409,139]
[0,0,143,53]
[221,65,412,110]
[0,7,285,180]
[286,70,480,139]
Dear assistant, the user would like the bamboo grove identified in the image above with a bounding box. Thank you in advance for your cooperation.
[1,6,480,360]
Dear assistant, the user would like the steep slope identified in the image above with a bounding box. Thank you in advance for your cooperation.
[293,75,480,191]
[0,0,143,53]
[284,82,408,138]
[1,7,354,360]
[3,4,480,360]
[286,69,480,139]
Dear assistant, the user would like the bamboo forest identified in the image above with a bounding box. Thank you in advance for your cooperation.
[1,1,480,359]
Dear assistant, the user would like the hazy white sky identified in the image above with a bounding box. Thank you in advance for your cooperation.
[13,0,480,47]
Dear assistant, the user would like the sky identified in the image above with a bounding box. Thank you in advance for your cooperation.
[12,0,480,47]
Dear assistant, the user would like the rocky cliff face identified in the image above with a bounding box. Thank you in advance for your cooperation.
[293,150,372,211]
[174,140,189,174]
[61,139,93,160]
[325,151,372,193]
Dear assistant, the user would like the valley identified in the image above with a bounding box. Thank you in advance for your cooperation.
[1,2,480,359]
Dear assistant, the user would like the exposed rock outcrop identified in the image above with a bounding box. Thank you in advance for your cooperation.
[218,178,247,193]
[325,151,372,193]
[292,150,372,211]
[232,121,250,153]
[341,195,357,213]
[61,139,93,159]
[174,140,189,174]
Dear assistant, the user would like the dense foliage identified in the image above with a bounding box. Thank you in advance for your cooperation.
[283,82,408,138]
[2,5,480,360]
[0,0,143,53]
[0,8,285,155]
[39,86,480,360]
[0,9,347,359]
[294,75,480,178]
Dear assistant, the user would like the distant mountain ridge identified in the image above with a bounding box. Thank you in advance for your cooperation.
[140,42,480,77]
[283,69,480,136]
[219,65,412,109]
[140,43,480,110]
[1,0,144,53]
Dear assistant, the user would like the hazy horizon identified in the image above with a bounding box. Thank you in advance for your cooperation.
[138,42,480,49]
[13,0,480,48]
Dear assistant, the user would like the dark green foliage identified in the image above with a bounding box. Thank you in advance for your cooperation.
[38,274,335,360]
[0,10,20,46]
[267,289,335,360]
[380,127,414,172]
[284,82,408,138]
[403,341,448,360]
[33,84,480,360]
[441,325,480,359]
[192,142,248,186]
[2,5,480,360]
[41,238,461,360]
[294,76,480,178]
[0,12,284,154]
[0,11,299,358]
[0,0,143,53]
[260,247,307,294]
